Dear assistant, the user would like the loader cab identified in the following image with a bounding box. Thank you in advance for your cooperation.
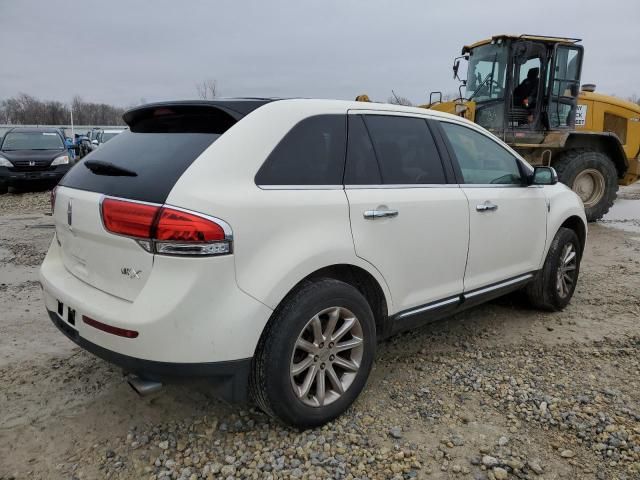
[462,35,584,144]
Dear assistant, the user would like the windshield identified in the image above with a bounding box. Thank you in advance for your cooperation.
[1,131,64,151]
[101,132,120,143]
[466,43,508,103]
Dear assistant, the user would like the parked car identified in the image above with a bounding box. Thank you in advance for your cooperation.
[82,128,102,154]
[40,99,587,427]
[0,127,72,193]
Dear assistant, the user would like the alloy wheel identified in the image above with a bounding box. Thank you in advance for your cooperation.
[556,243,577,298]
[290,307,364,407]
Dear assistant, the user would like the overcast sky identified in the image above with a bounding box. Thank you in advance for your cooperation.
[2,0,638,106]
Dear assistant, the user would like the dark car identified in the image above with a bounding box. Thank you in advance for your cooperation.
[0,127,73,194]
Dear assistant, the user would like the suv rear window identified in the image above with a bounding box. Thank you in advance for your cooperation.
[255,115,346,186]
[60,105,243,204]
[60,132,218,203]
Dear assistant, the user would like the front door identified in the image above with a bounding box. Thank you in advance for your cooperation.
[439,121,548,291]
[345,112,469,315]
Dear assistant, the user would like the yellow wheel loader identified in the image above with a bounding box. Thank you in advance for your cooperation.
[360,34,640,221]
[427,34,640,221]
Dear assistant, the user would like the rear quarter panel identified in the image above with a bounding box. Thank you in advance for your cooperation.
[167,100,393,313]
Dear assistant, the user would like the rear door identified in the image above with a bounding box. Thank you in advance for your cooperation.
[54,104,242,301]
[345,112,469,318]
[438,121,547,291]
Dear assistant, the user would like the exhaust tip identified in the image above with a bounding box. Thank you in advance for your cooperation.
[128,375,163,396]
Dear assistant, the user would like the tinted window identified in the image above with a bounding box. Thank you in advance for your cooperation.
[344,115,381,184]
[363,115,446,184]
[255,115,346,185]
[441,122,522,185]
[60,131,218,203]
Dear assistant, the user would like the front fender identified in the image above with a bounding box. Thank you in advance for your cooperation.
[542,183,588,266]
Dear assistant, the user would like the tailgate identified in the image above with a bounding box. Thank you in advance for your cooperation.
[54,186,153,301]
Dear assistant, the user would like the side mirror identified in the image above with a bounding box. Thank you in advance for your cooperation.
[453,59,460,80]
[92,139,99,145]
[531,166,558,185]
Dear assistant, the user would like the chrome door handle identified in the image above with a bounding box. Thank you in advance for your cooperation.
[364,209,399,219]
[476,201,498,212]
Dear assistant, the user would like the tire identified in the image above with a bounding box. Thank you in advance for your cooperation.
[250,278,376,428]
[553,149,618,222]
[526,227,581,311]
[0,182,7,195]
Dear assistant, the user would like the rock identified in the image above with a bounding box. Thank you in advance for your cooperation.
[158,441,169,450]
[528,461,544,474]
[493,467,508,479]
[560,449,575,458]
[498,436,509,446]
[389,427,403,439]
[482,455,499,467]
[539,401,548,415]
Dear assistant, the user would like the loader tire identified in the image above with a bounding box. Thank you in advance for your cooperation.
[553,149,618,222]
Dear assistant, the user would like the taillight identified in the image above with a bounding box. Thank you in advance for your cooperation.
[100,197,231,256]
[102,198,160,238]
[155,208,225,242]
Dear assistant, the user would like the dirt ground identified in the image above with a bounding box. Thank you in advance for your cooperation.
[1,184,639,480]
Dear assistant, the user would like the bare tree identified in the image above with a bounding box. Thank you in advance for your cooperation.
[0,93,125,126]
[387,90,413,106]
[195,79,218,100]
[628,94,639,105]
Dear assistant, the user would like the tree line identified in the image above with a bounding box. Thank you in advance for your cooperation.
[1,90,638,126]
[0,94,126,126]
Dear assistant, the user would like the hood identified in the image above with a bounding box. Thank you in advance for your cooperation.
[0,148,66,167]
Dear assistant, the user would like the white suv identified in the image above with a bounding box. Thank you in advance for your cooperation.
[40,99,586,427]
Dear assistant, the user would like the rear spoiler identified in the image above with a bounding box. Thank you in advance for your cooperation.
[123,99,275,133]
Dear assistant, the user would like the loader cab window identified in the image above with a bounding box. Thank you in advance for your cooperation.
[549,45,583,128]
[509,41,546,129]
[466,43,510,131]
[466,43,508,103]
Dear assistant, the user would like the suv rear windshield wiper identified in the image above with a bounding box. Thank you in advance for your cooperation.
[84,160,137,177]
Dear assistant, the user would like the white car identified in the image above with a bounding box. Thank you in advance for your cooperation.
[40,99,586,427]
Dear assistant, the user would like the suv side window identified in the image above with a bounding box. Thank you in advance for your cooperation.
[440,122,523,185]
[255,115,346,186]
[344,115,381,184]
[363,115,446,185]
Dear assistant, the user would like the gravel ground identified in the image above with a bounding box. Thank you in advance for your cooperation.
[1,185,640,480]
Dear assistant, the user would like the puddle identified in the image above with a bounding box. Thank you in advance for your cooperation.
[600,198,640,233]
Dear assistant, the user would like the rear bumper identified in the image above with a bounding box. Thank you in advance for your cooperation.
[47,310,252,401]
[40,235,273,362]
[0,165,70,184]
